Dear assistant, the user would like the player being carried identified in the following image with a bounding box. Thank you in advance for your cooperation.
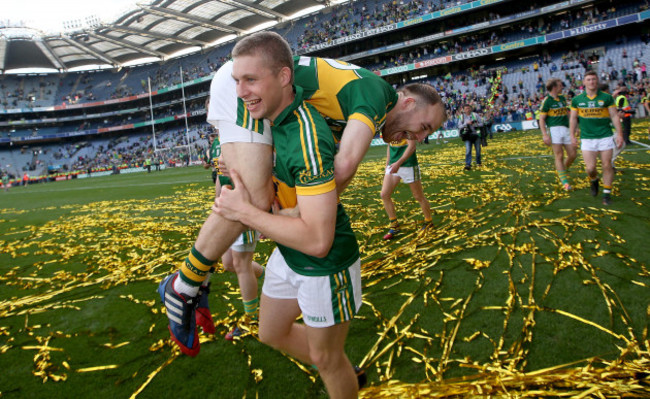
[158,37,447,358]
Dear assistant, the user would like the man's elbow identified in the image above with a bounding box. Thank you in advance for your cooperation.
[310,243,332,258]
[304,234,334,258]
[334,158,358,185]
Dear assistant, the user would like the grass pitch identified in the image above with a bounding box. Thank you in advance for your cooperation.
[1,126,649,398]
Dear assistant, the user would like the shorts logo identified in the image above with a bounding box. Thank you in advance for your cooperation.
[306,315,327,323]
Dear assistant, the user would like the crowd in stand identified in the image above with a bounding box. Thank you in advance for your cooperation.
[358,2,637,72]
[295,0,455,50]
[3,52,648,180]
[2,0,650,183]
[0,0,643,110]
[439,51,650,129]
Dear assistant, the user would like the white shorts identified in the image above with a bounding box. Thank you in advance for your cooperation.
[207,61,273,146]
[550,126,571,145]
[581,136,616,152]
[262,248,362,328]
[231,230,259,253]
[385,164,420,184]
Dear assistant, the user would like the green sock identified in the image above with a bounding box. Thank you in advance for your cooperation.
[243,297,259,320]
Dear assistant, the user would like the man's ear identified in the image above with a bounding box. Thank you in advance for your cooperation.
[280,66,292,87]
[401,95,416,110]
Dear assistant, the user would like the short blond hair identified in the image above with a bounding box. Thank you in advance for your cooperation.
[232,32,294,82]
[546,78,563,92]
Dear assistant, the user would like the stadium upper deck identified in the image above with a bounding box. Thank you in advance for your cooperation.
[1,0,649,178]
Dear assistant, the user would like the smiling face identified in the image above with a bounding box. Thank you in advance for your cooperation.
[232,54,291,121]
[382,100,446,143]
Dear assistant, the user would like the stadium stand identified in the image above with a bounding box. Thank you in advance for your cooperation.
[1,0,649,184]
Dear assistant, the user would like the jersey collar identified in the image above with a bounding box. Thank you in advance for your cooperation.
[273,85,305,126]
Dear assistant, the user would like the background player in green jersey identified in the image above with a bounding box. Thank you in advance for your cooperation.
[217,32,362,399]
[539,78,577,191]
[569,71,623,205]
[380,138,432,240]
[202,131,220,184]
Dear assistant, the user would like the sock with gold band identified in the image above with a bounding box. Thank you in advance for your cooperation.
[175,246,217,297]
[557,170,569,186]
[243,297,260,321]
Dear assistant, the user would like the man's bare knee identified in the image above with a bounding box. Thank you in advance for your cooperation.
[309,348,341,373]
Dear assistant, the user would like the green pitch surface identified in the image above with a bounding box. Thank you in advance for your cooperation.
[1,127,649,398]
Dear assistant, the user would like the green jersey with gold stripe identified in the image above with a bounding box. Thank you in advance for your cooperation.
[539,94,569,127]
[294,56,398,141]
[272,85,360,276]
[388,139,418,167]
[206,136,221,167]
[570,91,615,139]
[214,58,397,142]
[206,135,231,186]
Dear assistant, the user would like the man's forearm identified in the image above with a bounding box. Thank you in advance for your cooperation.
[235,193,337,258]
[334,119,374,193]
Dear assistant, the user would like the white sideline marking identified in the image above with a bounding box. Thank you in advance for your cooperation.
[13,178,204,194]
[631,140,650,149]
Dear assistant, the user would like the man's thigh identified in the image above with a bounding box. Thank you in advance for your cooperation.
[259,294,302,338]
[581,150,598,169]
[382,167,402,194]
[599,149,613,166]
[305,320,350,354]
[221,142,273,209]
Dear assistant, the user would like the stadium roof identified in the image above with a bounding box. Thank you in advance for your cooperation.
[0,0,328,73]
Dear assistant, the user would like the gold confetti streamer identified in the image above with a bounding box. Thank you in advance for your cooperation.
[1,131,649,397]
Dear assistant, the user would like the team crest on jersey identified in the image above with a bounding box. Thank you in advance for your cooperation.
[598,101,604,106]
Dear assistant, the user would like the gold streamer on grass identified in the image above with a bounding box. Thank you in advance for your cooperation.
[1,131,649,396]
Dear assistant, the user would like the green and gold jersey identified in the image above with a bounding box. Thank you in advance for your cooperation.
[272,85,360,276]
[208,137,221,167]
[570,91,615,139]
[205,136,232,186]
[388,139,418,167]
[539,94,569,127]
[294,56,398,141]
[219,57,397,142]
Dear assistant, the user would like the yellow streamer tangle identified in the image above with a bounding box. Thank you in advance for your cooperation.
[1,134,649,397]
